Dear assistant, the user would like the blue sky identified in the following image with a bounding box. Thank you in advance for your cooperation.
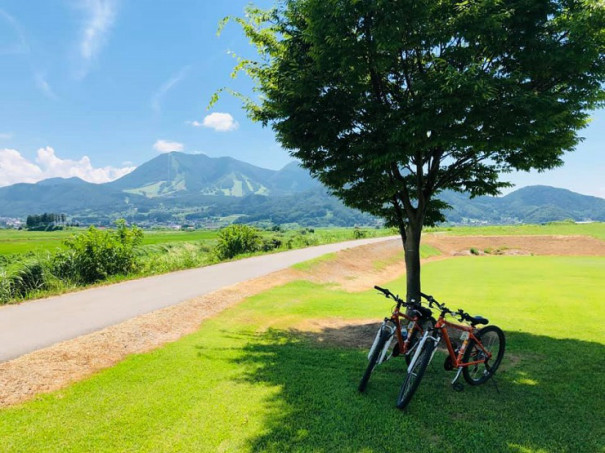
[0,0,603,198]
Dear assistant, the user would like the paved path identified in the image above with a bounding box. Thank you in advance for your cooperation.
[0,236,397,362]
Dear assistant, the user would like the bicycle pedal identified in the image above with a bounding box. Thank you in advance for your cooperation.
[452,382,464,392]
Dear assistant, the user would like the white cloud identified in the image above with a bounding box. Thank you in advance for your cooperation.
[0,149,43,186]
[0,147,135,187]
[150,66,190,114]
[75,0,118,77]
[80,0,117,60]
[34,73,58,100]
[153,140,184,153]
[191,112,239,132]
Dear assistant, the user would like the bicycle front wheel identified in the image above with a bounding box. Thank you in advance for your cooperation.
[405,318,435,365]
[358,327,391,392]
[462,325,505,385]
[396,339,435,410]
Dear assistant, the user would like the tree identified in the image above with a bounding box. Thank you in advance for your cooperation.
[218,0,605,302]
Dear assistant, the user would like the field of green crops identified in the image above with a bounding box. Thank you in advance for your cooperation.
[0,227,391,256]
[2,222,603,256]
[428,221,605,240]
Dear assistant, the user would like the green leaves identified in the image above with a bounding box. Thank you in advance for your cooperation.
[53,220,143,284]
[221,0,605,231]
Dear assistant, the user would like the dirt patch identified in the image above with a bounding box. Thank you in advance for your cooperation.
[424,234,605,256]
[290,238,446,292]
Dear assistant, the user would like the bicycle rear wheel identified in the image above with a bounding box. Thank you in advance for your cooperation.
[358,327,391,392]
[462,325,505,385]
[396,339,435,410]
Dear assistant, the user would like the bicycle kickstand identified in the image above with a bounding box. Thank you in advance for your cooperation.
[451,368,464,392]
[490,375,501,394]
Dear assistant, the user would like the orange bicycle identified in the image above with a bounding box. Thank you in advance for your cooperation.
[358,286,434,393]
[396,292,505,410]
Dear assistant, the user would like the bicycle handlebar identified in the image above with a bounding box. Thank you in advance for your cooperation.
[374,286,431,318]
[420,291,473,323]
[374,285,390,296]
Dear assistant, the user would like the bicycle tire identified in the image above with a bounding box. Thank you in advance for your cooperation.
[405,318,435,365]
[462,325,505,385]
[396,338,435,410]
[358,328,391,392]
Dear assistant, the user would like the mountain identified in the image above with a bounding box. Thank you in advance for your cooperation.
[0,152,603,226]
[0,177,147,218]
[437,186,605,224]
[267,162,320,193]
[107,152,319,198]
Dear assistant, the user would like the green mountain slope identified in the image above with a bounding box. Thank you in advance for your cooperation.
[0,151,603,226]
[437,186,605,223]
[107,152,314,197]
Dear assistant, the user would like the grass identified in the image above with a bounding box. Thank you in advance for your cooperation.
[0,227,395,304]
[427,221,605,240]
[2,222,602,257]
[0,229,222,256]
[0,227,392,256]
[292,252,338,271]
[0,230,73,255]
[1,255,603,451]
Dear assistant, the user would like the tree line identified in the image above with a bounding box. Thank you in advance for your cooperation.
[26,213,67,230]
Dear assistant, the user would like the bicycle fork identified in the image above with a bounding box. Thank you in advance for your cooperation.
[406,330,440,374]
[368,321,396,366]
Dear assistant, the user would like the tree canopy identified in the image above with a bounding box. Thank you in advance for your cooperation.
[219,0,605,299]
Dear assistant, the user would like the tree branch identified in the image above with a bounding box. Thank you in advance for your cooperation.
[390,163,416,219]
[391,196,407,242]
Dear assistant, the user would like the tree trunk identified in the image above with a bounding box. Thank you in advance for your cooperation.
[403,220,423,303]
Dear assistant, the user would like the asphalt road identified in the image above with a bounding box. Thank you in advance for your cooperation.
[0,236,397,362]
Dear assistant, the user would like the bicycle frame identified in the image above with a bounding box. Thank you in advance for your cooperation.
[390,305,429,357]
[372,307,429,365]
[406,316,492,375]
[435,317,492,369]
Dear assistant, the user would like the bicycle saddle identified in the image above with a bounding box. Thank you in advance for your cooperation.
[468,315,489,326]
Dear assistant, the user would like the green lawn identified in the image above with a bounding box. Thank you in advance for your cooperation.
[1,255,603,452]
[428,221,605,240]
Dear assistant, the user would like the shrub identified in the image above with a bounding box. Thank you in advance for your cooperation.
[214,225,262,260]
[261,237,282,252]
[353,228,367,239]
[53,220,143,284]
[470,247,480,255]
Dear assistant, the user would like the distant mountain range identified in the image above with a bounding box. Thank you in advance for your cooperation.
[0,152,603,226]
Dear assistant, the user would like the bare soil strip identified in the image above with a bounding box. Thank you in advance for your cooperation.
[1,234,602,407]
[424,234,605,256]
